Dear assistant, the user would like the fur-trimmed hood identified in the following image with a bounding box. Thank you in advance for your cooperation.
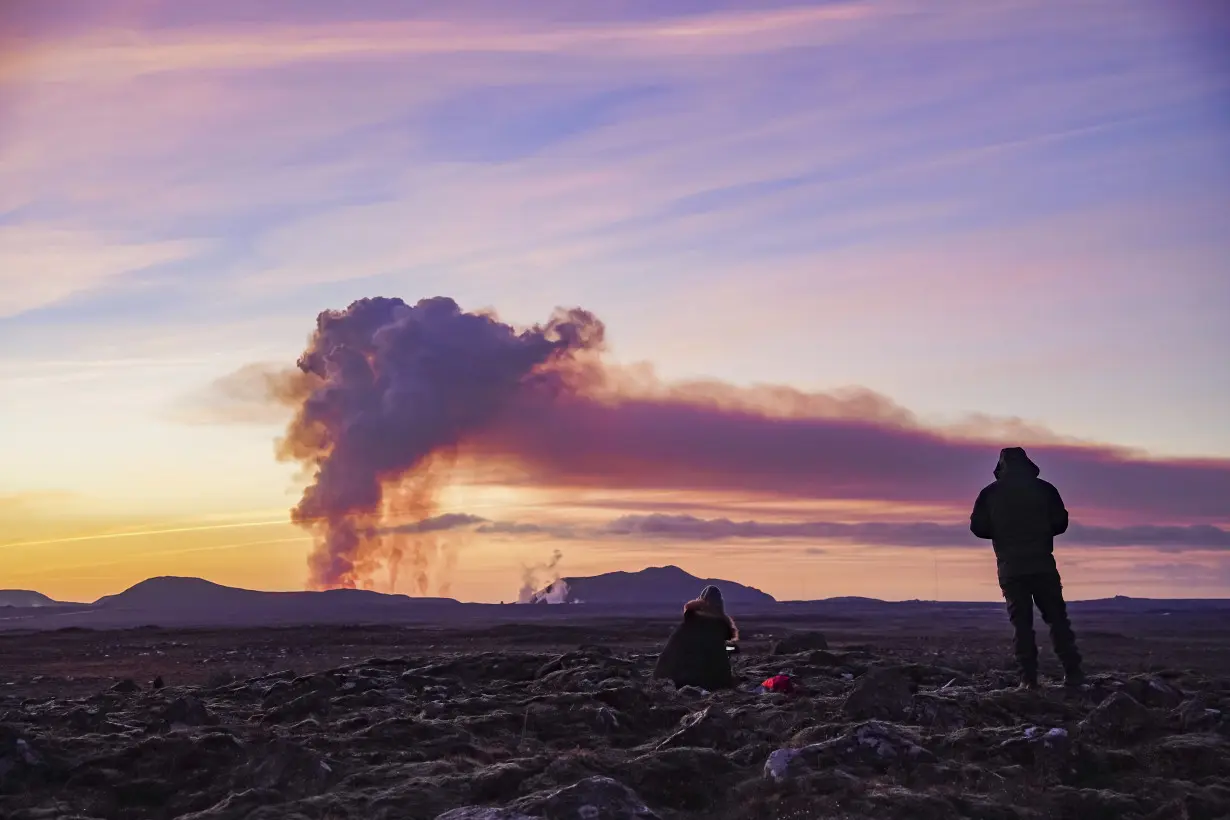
[683,599,738,640]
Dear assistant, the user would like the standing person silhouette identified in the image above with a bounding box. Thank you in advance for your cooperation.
[971,447,1085,689]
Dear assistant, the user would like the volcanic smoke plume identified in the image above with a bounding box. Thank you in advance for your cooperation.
[259,294,1229,592]
[279,296,604,591]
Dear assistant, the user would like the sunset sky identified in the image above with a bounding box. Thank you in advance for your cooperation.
[1,0,1228,605]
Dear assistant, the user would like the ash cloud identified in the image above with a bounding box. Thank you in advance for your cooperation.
[471,399,1230,523]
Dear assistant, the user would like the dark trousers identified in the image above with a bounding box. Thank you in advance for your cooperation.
[1000,571,1082,680]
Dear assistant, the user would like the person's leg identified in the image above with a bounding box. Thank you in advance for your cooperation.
[1000,577,1038,686]
[1033,571,1084,682]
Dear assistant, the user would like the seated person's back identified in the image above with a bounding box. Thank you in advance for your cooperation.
[652,585,737,690]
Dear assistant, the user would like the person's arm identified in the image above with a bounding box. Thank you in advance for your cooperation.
[970,486,994,539]
[1046,482,1069,536]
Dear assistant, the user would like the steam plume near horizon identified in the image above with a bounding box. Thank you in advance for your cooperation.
[256,295,1230,591]
[517,548,565,604]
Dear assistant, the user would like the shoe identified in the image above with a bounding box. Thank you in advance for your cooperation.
[1063,670,1087,688]
[1018,676,1041,692]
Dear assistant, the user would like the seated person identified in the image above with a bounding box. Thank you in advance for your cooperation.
[652,585,738,690]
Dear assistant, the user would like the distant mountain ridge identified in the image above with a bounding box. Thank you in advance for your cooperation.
[89,576,461,620]
[0,590,66,608]
[94,576,456,609]
[528,565,776,606]
[1,574,1226,632]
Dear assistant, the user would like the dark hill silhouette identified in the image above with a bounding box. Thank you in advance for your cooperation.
[0,590,65,608]
[81,576,464,627]
[93,576,444,610]
[0,574,1226,632]
[528,565,776,606]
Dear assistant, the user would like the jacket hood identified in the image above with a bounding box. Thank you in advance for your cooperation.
[685,598,724,617]
[683,598,738,640]
[994,447,1040,479]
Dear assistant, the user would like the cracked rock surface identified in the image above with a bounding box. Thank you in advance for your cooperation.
[1,613,1228,819]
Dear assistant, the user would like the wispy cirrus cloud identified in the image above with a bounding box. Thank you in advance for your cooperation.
[599,514,1230,551]
[6,4,879,84]
[0,227,206,318]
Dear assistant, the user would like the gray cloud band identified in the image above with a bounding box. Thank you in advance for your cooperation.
[384,513,1230,550]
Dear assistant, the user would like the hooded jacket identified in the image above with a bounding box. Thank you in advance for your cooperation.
[970,447,1069,582]
[652,599,737,690]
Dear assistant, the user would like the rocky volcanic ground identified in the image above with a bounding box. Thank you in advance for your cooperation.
[1,614,1229,819]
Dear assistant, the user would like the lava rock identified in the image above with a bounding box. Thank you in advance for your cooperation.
[110,679,140,695]
[771,632,829,655]
[437,809,539,820]
[160,695,217,728]
[910,693,966,731]
[623,747,735,810]
[262,690,330,723]
[1176,698,1222,732]
[655,706,730,751]
[0,727,51,793]
[1125,674,1184,709]
[248,738,337,797]
[1048,786,1142,820]
[511,775,660,819]
[765,721,933,782]
[806,650,845,666]
[469,762,533,803]
[843,666,913,720]
[1153,733,1230,779]
[1079,691,1153,742]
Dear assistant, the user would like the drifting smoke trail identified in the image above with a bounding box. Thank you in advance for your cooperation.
[279,296,604,592]
[253,294,1230,592]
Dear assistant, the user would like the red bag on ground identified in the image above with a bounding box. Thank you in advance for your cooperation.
[761,674,795,694]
